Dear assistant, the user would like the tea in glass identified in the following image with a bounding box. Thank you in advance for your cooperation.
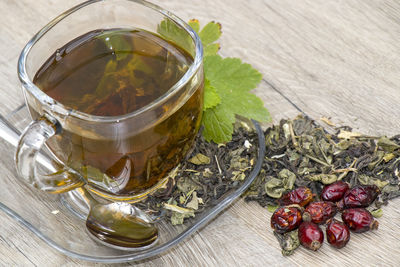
[31,28,203,197]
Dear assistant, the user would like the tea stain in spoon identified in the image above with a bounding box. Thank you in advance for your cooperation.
[86,202,158,249]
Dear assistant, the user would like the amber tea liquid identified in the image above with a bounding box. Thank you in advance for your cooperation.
[33,29,203,196]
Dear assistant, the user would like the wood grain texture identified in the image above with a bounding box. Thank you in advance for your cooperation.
[0,0,400,266]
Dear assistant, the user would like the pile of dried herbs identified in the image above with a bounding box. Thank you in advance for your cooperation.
[246,115,400,209]
[136,122,258,225]
[245,115,400,254]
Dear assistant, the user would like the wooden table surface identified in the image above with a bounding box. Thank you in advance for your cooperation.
[1,0,400,266]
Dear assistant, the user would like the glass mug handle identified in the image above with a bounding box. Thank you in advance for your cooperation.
[15,115,85,193]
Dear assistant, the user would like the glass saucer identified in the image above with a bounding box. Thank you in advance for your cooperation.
[0,104,265,263]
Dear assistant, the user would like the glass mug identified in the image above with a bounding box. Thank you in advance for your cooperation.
[16,0,204,202]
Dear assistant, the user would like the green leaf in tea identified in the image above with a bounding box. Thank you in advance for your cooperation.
[94,59,118,98]
[68,160,120,193]
[97,30,132,61]
[87,53,153,115]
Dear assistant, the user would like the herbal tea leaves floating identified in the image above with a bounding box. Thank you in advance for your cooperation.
[136,124,258,225]
[245,115,400,255]
[158,20,271,143]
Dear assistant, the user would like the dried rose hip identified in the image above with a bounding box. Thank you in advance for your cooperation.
[271,207,302,234]
[326,219,350,249]
[303,201,337,224]
[298,222,324,251]
[342,208,379,233]
[278,187,313,207]
[321,181,349,202]
[343,185,380,208]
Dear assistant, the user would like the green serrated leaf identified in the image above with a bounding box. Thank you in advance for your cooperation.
[157,18,194,54]
[158,19,270,143]
[199,22,222,46]
[188,19,200,33]
[204,79,221,110]
[188,20,221,56]
[202,55,270,143]
[204,43,220,56]
[202,104,235,143]
[204,55,263,93]
[224,89,270,122]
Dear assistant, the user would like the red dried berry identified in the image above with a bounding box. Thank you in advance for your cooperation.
[343,185,380,208]
[298,222,324,251]
[303,201,337,224]
[271,207,302,234]
[321,181,349,202]
[342,208,379,233]
[279,187,313,207]
[326,219,350,249]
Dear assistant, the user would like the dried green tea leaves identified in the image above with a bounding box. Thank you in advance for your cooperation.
[273,229,300,256]
[246,115,400,211]
[358,174,389,189]
[188,153,211,165]
[164,202,196,225]
[265,169,296,198]
[245,115,400,255]
[307,174,338,185]
[136,126,258,225]
[377,136,400,152]
[186,191,203,210]
[370,208,383,218]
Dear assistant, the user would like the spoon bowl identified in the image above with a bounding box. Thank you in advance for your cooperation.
[80,188,159,250]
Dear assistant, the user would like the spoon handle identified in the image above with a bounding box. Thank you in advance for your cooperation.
[0,114,20,147]
[75,187,99,208]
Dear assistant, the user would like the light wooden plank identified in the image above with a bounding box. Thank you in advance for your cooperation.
[0,0,399,266]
